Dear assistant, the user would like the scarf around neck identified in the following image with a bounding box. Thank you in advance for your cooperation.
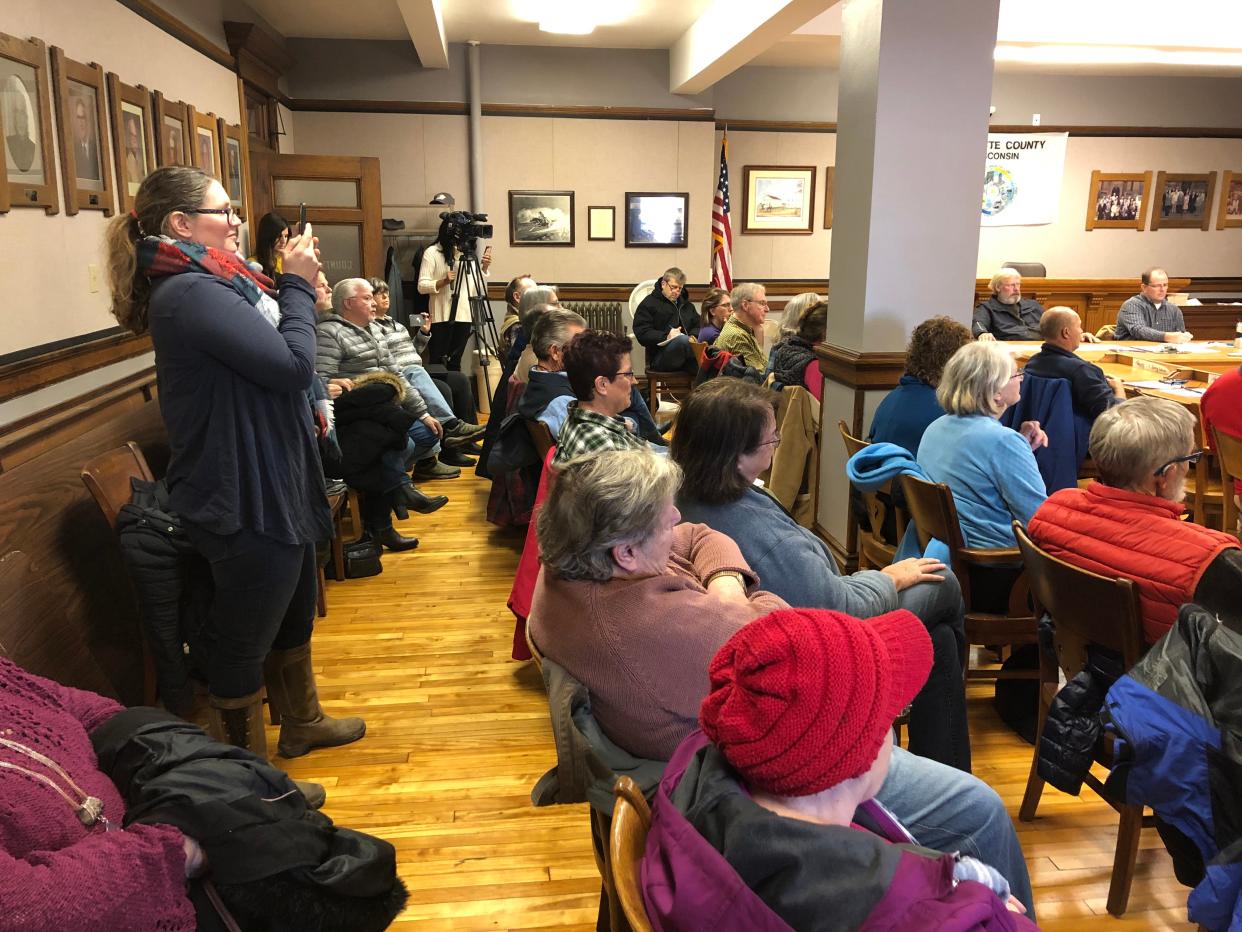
[138,235,281,327]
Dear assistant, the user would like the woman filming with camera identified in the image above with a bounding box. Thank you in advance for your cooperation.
[418,214,492,370]
[105,165,365,772]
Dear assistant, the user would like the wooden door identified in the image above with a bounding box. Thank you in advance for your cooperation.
[249,150,383,281]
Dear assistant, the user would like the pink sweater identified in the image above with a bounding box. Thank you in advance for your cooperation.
[529,523,788,759]
[0,657,194,931]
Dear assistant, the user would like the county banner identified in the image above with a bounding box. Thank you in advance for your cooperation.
[980,132,1068,226]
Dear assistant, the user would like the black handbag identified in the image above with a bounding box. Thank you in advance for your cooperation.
[344,538,383,578]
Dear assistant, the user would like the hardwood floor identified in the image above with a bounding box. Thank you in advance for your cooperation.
[269,468,1195,930]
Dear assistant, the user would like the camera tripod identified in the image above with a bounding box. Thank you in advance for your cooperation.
[444,246,501,397]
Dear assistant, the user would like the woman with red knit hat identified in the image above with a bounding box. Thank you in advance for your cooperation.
[642,608,1036,931]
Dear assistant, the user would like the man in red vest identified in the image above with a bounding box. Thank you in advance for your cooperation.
[1028,396,1241,645]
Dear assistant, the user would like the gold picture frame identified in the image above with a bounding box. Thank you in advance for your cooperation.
[742,164,816,234]
[152,90,190,168]
[1150,170,1216,231]
[0,32,59,214]
[1085,170,1151,231]
[188,106,221,180]
[822,166,835,230]
[106,73,155,214]
[1218,171,1242,230]
[218,119,247,220]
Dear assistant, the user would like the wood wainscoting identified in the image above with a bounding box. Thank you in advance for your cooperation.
[0,367,164,704]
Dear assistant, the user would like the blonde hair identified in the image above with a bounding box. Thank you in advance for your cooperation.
[1090,396,1195,490]
[780,292,822,336]
[988,267,1021,293]
[936,341,1015,416]
[536,449,682,581]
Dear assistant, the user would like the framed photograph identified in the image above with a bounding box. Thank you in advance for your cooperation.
[218,119,247,219]
[587,205,615,241]
[50,46,115,216]
[188,106,221,180]
[1150,171,1216,231]
[152,90,189,168]
[742,165,816,234]
[0,33,59,214]
[1217,171,1242,230]
[105,73,155,213]
[624,192,688,247]
[1085,171,1151,231]
[822,166,835,230]
[508,189,574,246]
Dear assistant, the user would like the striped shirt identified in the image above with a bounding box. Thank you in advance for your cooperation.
[1115,294,1185,341]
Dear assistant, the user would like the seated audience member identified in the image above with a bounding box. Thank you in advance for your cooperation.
[509,286,561,385]
[918,342,1048,550]
[312,270,333,318]
[869,316,972,454]
[768,298,828,401]
[645,610,1034,929]
[673,379,970,771]
[1023,307,1125,422]
[369,276,480,429]
[250,210,289,279]
[1115,268,1193,343]
[529,449,1035,913]
[634,267,700,375]
[500,272,535,358]
[551,331,650,466]
[1201,364,1242,520]
[1028,396,1242,644]
[0,656,407,931]
[697,287,731,344]
[521,308,586,434]
[973,268,1046,342]
[715,282,771,369]
[777,290,823,338]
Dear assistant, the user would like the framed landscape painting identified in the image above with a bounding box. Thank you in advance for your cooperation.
[742,165,816,233]
[509,190,574,246]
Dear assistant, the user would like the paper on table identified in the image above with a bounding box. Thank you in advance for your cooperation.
[1125,379,1206,399]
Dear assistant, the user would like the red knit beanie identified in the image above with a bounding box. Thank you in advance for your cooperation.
[699,608,932,797]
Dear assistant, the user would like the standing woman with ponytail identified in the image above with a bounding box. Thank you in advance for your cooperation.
[105,166,365,768]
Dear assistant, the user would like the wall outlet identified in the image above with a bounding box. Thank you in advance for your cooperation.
[1032,113,1041,126]
[87,263,100,293]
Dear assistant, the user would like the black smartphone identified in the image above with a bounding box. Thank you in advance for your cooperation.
[299,202,307,232]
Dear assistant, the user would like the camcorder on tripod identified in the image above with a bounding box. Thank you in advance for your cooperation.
[440,210,502,395]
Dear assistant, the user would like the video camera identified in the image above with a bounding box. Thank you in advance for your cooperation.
[440,210,493,255]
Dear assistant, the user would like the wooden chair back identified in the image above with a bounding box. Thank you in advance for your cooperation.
[610,776,654,932]
[525,623,545,673]
[525,418,556,462]
[691,339,708,369]
[1188,416,1224,529]
[837,420,902,569]
[80,441,155,529]
[1212,425,1242,539]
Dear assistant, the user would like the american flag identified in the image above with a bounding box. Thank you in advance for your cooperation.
[710,133,733,291]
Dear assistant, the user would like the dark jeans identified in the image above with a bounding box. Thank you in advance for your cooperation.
[430,369,478,423]
[426,321,473,371]
[647,333,698,376]
[184,524,317,699]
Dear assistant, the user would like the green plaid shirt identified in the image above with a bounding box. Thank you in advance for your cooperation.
[552,402,646,466]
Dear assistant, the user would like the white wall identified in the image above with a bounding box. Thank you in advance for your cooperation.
[1,0,242,357]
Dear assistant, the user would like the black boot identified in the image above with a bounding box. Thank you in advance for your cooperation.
[363,526,420,552]
[439,447,477,467]
[394,481,448,514]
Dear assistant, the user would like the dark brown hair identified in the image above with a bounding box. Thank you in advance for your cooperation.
[700,288,730,329]
[505,273,533,309]
[905,316,973,387]
[563,330,633,401]
[670,378,777,504]
[797,300,828,344]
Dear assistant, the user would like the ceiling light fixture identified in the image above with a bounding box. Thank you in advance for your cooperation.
[995,43,1242,68]
[537,0,597,35]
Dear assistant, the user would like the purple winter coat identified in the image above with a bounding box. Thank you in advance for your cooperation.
[641,732,1039,932]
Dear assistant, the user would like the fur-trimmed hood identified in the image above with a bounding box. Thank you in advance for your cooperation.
[351,369,407,403]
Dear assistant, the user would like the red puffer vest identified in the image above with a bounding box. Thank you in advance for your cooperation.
[1028,482,1239,644]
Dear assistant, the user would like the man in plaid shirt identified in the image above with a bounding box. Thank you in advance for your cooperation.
[552,331,649,467]
[1115,268,1193,343]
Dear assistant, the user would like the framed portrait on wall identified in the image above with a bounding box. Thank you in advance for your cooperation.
[624,192,688,247]
[1084,171,1151,231]
[742,165,816,233]
[587,205,615,241]
[50,46,115,216]
[219,119,247,219]
[1218,171,1242,230]
[508,190,574,246]
[152,90,189,168]
[188,106,221,180]
[106,73,155,213]
[1150,170,1216,231]
[0,32,59,214]
[822,166,835,230]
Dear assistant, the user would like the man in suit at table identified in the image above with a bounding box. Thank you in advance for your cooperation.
[1024,307,1126,423]
[972,268,1047,342]
[1115,268,1194,343]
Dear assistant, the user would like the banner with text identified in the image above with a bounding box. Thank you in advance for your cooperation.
[980,132,1068,227]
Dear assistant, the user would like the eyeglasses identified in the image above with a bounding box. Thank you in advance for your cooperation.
[182,206,240,222]
[614,370,636,381]
[754,433,782,450]
[747,299,770,308]
[1153,449,1204,476]
[1008,371,1024,381]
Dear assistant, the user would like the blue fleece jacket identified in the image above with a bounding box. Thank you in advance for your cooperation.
[846,443,948,562]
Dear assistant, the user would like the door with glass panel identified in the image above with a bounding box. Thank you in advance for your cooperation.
[249,151,382,281]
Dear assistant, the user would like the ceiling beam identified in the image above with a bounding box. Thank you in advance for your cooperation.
[670,0,839,94]
[396,0,449,69]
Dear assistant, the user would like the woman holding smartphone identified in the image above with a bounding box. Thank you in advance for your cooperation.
[105,166,365,768]
[417,218,492,370]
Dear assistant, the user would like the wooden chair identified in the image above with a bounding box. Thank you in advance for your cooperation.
[525,418,556,462]
[1013,522,1152,917]
[1211,425,1242,540]
[899,475,1037,681]
[837,420,904,570]
[645,368,693,416]
[81,442,158,705]
[690,339,708,370]
[1187,418,1224,530]
[610,776,654,932]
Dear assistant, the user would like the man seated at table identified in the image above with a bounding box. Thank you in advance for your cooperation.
[973,268,1046,342]
[1023,307,1126,422]
[1027,396,1242,645]
[1115,268,1194,343]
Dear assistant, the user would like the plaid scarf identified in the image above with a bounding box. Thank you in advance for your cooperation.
[137,236,280,324]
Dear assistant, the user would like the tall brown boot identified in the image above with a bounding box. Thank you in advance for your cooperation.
[263,642,367,758]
